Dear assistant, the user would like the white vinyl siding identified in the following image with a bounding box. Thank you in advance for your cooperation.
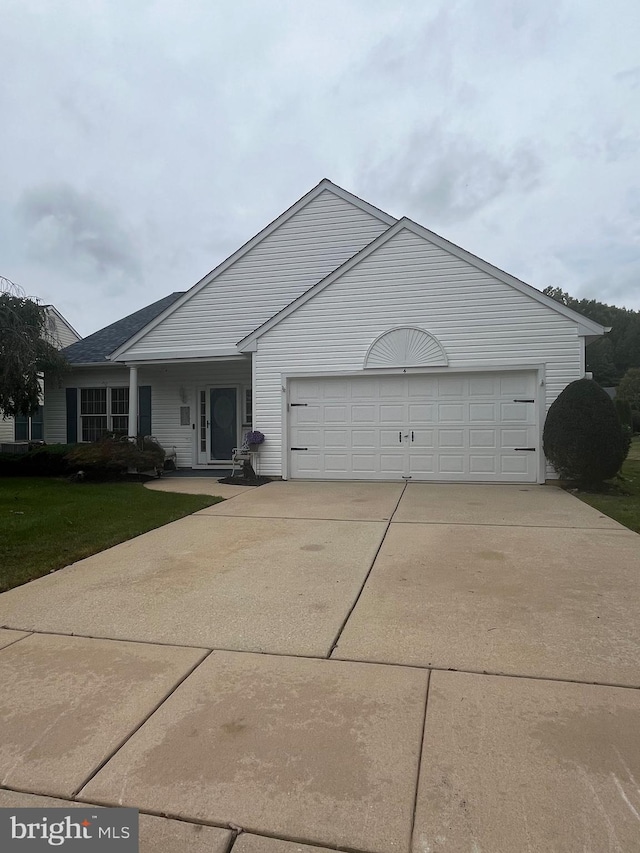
[120,191,390,357]
[45,360,251,468]
[253,228,583,479]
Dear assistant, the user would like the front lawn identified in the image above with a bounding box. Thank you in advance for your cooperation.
[575,437,640,533]
[0,478,222,592]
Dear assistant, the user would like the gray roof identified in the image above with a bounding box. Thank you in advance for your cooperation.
[63,292,184,364]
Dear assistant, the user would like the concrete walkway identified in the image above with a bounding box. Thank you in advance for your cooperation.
[0,482,639,852]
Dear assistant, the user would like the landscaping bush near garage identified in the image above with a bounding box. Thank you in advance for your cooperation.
[0,477,222,591]
[543,378,628,486]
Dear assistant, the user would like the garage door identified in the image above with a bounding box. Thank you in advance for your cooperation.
[288,372,539,482]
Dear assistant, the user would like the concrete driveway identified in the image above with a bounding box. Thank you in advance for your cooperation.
[0,481,639,853]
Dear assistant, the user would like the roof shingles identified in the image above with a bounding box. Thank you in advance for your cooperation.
[62,293,184,364]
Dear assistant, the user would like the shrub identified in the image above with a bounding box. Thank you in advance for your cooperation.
[0,444,76,477]
[20,444,76,476]
[543,378,627,485]
[64,436,165,480]
[632,410,640,434]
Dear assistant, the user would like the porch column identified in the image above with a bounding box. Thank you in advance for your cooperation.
[128,365,138,438]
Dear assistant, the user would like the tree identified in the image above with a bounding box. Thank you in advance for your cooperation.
[617,368,640,412]
[0,276,68,418]
[543,378,627,485]
[543,286,640,386]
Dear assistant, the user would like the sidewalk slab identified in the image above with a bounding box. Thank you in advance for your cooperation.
[0,633,206,797]
[80,651,429,853]
[145,479,256,498]
[0,790,232,853]
[196,480,404,520]
[0,628,29,650]
[333,522,640,685]
[0,516,385,656]
[413,671,640,853]
[395,483,625,528]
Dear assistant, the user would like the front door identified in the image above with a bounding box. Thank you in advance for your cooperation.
[210,387,237,460]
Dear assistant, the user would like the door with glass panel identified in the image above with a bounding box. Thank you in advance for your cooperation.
[197,387,238,463]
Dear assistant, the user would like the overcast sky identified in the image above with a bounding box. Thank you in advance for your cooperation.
[2,0,639,337]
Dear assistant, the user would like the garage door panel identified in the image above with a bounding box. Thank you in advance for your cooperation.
[380,429,403,450]
[408,453,436,473]
[469,403,496,422]
[351,429,377,449]
[324,406,348,423]
[469,429,496,448]
[501,428,530,448]
[380,378,407,397]
[500,402,530,422]
[438,377,466,396]
[439,430,465,448]
[380,454,405,474]
[289,372,538,482]
[352,455,377,473]
[438,404,465,422]
[500,375,534,395]
[324,454,349,472]
[501,455,531,474]
[294,406,322,425]
[351,404,377,424]
[438,455,465,473]
[408,403,436,423]
[379,404,405,423]
[294,429,322,447]
[469,376,497,395]
[324,430,349,448]
[408,376,438,397]
[469,455,497,473]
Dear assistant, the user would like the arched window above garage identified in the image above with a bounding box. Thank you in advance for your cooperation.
[364,326,448,369]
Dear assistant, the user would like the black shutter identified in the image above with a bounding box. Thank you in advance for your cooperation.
[66,388,78,443]
[138,386,152,437]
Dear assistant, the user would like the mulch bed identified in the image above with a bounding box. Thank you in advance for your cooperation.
[218,476,271,487]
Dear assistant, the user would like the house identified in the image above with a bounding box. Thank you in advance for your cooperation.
[45,179,607,483]
[0,305,81,447]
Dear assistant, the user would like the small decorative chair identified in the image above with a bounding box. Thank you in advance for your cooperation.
[230,441,251,477]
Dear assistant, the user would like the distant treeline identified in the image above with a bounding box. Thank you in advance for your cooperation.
[543,287,640,387]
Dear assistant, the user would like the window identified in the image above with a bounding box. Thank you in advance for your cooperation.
[80,388,129,441]
[15,406,44,441]
[244,389,253,426]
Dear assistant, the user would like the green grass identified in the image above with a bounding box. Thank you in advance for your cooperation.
[0,478,222,592]
[576,437,640,533]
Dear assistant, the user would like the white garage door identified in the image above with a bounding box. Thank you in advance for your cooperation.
[288,372,539,482]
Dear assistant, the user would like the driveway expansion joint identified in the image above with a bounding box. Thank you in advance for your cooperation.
[72,648,213,799]
[327,482,408,657]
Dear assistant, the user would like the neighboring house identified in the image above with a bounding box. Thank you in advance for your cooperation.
[0,306,81,446]
[46,179,607,483]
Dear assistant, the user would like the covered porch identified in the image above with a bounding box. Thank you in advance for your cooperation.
[121,355,253,469]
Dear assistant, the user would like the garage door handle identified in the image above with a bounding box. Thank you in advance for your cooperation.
[514,447,535,451]
[411,431,414,442]
[399,431,402,443]
[513,399,534,403]
[291,447,308,451]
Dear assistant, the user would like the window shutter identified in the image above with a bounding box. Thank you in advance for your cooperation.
[65,388,78,443]
[138,386,152,437]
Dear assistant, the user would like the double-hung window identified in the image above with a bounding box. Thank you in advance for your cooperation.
[15,406,44,441]
[80,388,129,441]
